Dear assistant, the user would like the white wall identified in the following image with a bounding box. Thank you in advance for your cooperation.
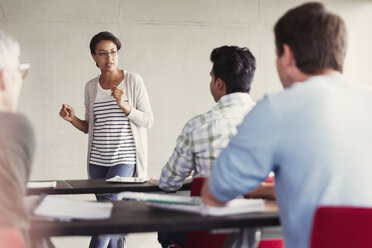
[1,0,372,247]
[1,0,371,180]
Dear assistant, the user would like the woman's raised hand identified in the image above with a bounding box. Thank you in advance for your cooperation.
[111,86,131,115]
[59,104,76,122]
[111,86,125,107]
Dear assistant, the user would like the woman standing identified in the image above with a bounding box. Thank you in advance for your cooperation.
[59,31,153,248]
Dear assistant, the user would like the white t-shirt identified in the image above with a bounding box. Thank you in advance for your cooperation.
[89,79,136,167]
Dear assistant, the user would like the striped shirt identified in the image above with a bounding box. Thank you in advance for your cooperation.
[159,92,255,191]
[89,81,136,167]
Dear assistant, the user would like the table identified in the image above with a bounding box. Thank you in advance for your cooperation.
[27,179,191,195]
[30,200,280,248]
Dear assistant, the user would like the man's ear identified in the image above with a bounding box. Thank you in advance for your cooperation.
[215,78,225,90]
[215,78,227,95]
[282,44,296,68]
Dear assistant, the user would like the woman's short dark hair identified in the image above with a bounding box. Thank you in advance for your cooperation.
[274,2,347,74]
[89,31,121,55]
[210,46,256,94]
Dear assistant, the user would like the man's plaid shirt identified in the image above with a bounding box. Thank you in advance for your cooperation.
[159,92,255,191]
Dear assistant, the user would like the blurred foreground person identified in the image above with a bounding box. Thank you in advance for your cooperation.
[0,30,34,247]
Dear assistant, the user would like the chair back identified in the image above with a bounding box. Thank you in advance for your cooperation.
[310,206,372,248]
[190,177,205,197]
[184,177,228,248]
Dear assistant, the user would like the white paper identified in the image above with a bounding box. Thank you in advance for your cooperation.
[34,195,113,220]
[106,176,147,183]
[27,181,57,189]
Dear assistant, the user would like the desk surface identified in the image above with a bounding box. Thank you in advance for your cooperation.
[30,200,280,238]
[27,179,191,195]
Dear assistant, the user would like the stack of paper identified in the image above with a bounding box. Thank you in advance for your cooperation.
[34,195,113,221]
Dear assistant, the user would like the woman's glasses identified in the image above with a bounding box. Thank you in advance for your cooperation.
[19,63,30,79]
[95,50,119,59]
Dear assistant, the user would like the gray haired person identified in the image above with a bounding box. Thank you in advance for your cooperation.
[0,30,35,247]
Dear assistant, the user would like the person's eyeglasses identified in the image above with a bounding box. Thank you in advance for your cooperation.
[19,63,30,79]
[95,50,119,58]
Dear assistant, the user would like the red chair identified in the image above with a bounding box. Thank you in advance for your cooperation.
[310,206,372,248]
[264,176,275,184]
[180,177,284,248]
[0,227,25,248]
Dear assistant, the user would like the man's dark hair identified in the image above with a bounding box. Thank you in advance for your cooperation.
[274,2,347,74]
[210,46,256,94]
[89,31,121,55]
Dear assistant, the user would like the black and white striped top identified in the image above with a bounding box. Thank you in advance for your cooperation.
[89,81,136,166]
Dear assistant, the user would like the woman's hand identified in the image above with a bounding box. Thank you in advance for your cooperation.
[111,86,131,115]
[59,104,76,122]
[59,104,88,133]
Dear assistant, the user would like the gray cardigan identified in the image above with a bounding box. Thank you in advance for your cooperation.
[84,71,153,178]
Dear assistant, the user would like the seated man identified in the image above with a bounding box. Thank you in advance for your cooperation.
[0,30,35,247]
[202,3,372,248]
[158,46,275,248]
[159,45,256,192]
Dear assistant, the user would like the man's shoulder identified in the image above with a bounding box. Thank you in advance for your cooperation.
[0,113,32,132]
[181,110,231,138]
[0,113,34,176]
[185,103,224,126]
[0,112,35,151]
[183,113,207,132]
[183,98,251,133]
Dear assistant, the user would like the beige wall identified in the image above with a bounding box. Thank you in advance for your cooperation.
[1,0,372,247]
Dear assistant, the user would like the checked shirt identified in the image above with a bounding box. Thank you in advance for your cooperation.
[159,92,255,191]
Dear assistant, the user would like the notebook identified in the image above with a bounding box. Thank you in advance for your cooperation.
[120,192,265,216]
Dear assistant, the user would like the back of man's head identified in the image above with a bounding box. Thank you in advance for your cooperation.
[210,46,256,94]
[274,2,347,74]
[0,30,20,71]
